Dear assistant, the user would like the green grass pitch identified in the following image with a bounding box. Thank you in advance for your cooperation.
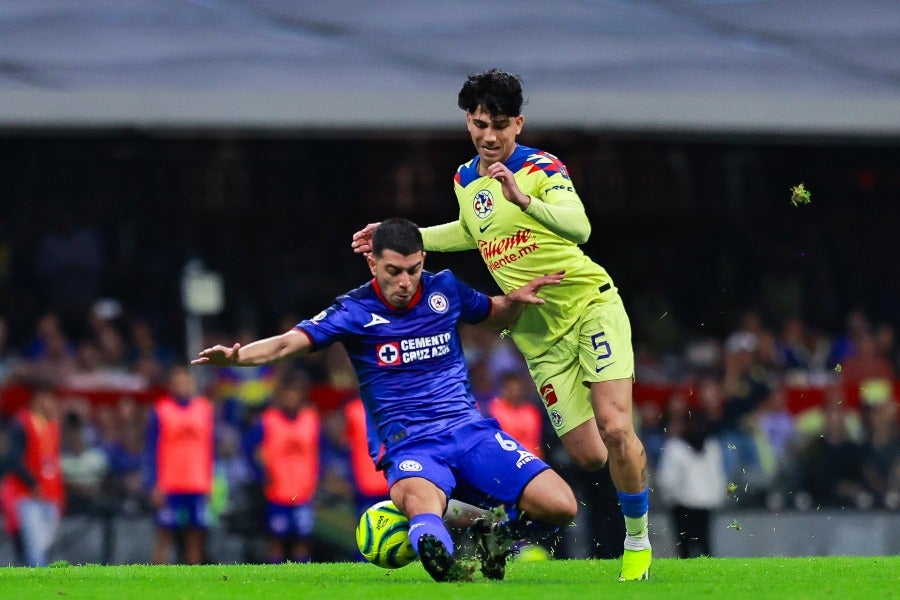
[0,556,897,600]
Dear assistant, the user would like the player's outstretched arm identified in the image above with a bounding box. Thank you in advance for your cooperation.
[482,270,565,329]
[350,222,381,256]
[191,329,312,367]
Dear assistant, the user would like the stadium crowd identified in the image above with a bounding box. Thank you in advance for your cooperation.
[0,298,897,565]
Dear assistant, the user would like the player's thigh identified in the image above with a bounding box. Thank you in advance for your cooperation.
[456,421,550,509]
[525,330,595,439]
[389,476,448,517]
[558,418,608,471]
[383,440,455,515]
[518,469,577,525]
[578,295,634,385]
[590,377,636,434]
[579,297,636,432]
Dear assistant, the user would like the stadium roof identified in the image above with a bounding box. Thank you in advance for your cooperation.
[1,0,899,135]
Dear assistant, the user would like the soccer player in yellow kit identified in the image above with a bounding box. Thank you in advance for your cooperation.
[352,69,651,581]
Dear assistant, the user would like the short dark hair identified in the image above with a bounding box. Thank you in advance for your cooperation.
[457,69,525,117]
[371,218,424,257]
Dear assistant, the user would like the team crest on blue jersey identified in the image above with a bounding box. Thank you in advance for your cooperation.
[311,310,328,322]
[376,342,401,366]
[428,293,449,314]
[473,189,494,219]
[398,460,423,472]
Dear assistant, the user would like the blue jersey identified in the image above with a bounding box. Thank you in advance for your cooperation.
[295,269,492,456]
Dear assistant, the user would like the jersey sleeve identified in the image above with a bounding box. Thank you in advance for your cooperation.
[523,168,591,244]
[420,219,477,252]
[450,272,492,324]
[294,301,353,350]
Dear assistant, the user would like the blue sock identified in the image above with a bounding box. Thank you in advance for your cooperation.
[617,488,649,518]
[409,513,454,556]
[617,488,650,539]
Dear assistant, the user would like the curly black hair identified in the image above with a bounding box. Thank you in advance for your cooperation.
[457,69,525,117]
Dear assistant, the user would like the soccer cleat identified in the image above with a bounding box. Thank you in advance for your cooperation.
[418,534,474,583]
[618,547,652,581]
[471,518,516,580]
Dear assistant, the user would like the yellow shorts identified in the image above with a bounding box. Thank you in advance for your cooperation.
[524,293,634,437]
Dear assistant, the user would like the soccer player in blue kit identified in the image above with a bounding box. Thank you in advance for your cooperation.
[192,218,577,582]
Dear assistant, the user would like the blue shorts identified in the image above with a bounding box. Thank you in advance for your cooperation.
[156,493,210,530]
[266,501,315,539]
[382,418,549,514]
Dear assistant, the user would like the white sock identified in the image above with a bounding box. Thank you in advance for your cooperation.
[624,514,651,551]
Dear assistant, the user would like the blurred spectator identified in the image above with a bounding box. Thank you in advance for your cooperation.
[485,371,544,458]
[635,400,665,473]
[65,339,147,392]
[21,312,66,360]
[797,398,869,509]
[126,318,175,375]
[795,385,866,444]
[719,331,772,491]
[60,410,110,515]
[828,309,870,371]
[244,370,320,563]
[755,384,797,465]
[700,372,768,500]
[103,401,147,515]
[837,332,895,385]
[0,382,65,566]
[14,323,76,388]
[721,331,770,429]
[212,422,254,532]
[656,412,726,558]
[858,380,900,509]
[144,366,214,565]
[776,316,813,374]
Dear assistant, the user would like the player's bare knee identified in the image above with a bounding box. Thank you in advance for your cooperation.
[598,424,632,454]
[528,486,577,526]
[549,486,578,525]
[570,447,608,471]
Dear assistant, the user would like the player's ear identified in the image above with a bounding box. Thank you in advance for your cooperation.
[367,253,376,276]
[515,115,524,134]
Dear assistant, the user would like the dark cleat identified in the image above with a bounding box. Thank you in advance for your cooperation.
[418,534,474,583]
[471,519,515,581]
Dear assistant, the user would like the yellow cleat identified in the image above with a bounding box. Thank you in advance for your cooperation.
[618,547,651,581]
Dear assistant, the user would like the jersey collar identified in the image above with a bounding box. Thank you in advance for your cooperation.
[372,278,423,311]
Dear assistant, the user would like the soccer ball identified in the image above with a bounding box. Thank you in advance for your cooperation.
[355,500,417,569]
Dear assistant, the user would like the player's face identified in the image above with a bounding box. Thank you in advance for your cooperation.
[369,249,425,309]
[466,106,524,171]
